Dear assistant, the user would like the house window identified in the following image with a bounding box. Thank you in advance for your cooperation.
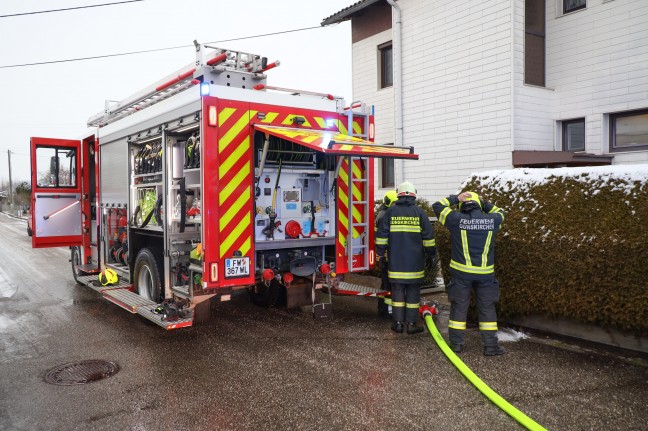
[564,0,586,14]
[379,42,393,89]
[610,109,648,152]
[563,119,585,151]
[381,146,395,188]
[525,0,545,87]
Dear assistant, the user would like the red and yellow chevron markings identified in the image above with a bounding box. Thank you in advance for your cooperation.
[337,158,366,258]
[217,106,256,259]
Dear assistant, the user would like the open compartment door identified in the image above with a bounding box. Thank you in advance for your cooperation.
[30,137,83,248]
[253,125,418,159]
[252,124,418,275]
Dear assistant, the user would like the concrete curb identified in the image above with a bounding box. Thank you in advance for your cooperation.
[506,314,647,354]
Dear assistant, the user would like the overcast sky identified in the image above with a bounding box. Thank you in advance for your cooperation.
[0,0,353,184]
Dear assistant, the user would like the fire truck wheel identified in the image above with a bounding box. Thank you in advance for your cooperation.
[71,246,84,285]
[250,279,286,308]
[134,248,163,303]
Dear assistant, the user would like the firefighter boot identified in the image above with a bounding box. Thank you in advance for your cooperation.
[449,328,465,353]
[406,323,424,335]
[449,342,463,353]
[482,331,506,356]
[391,321,404,334]
[484,345,506,356]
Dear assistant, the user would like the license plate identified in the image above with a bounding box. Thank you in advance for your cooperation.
[225,257,250,278]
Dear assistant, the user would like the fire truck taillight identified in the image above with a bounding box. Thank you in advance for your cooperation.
[210,263,218,282]
[208,106,217,127]
[369,250,375,266]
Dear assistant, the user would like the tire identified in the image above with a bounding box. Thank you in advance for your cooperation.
[70,246,84,285]
[250,279,286,308]
[133,248,163,303]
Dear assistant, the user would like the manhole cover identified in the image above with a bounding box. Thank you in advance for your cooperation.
[44,360,119,386]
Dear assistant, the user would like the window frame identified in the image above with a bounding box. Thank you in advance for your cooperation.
[563,0,586,14]
[378,41,393,89]
[609,108,648,153]
[524,0,546,87]
[380,143,395,188]
[562,118,586,151]
[35,146,78,188]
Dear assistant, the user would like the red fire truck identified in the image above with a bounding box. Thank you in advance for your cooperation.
[29,43,418,329]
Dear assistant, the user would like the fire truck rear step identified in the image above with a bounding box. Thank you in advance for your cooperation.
[137,306,193,330]
[76,274,131,293]
[102,289,194,329]
[75,275,193,329]
[103,289,155,313]
[333,281,389,298]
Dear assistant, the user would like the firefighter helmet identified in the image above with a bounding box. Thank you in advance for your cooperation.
[98,268,119,286]
[397,181,417,198]
[383,190,398,207]
[459,191,483,212]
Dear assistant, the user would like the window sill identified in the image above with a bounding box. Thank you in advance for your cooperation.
[609,147,648,154]
[556,7,587,19]
[523,83,555,91]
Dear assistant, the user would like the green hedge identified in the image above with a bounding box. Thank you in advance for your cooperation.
[434,166,648,334]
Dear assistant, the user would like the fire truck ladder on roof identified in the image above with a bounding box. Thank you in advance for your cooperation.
[344,102,371,272]
[87,43,269,128]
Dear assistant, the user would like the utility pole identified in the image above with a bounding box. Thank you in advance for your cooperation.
[7,150,13,207]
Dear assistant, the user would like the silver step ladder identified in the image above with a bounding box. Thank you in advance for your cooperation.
[346,156,370,272]
[344,103,372,272]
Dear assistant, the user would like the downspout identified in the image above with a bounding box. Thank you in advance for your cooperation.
[386,0,404,186]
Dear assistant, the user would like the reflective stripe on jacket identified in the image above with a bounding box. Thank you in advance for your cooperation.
[376,196,436,284]
[432,195,504,279]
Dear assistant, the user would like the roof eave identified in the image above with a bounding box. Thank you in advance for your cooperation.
[321,0,382,26]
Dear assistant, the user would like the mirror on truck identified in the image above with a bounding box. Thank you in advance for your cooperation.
[49,156,59,184]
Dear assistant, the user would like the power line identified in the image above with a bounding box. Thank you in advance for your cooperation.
[0,25,329,69]
[0,0,144,18]
[0,44,191,69]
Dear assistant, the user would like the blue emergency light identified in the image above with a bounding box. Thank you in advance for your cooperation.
[200,82,210,96]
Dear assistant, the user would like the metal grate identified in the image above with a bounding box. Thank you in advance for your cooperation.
[44,360,119,386]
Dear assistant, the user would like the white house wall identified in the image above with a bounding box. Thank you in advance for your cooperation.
[513,0,555,152]
[353,0,515,201]
[352,0,648,201]
[351,29,396,191]
[402,0,514,200]
[546,0,648,162]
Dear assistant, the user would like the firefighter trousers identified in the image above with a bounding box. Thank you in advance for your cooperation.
[391,283,421,324]
[447,274,500,347]
[378,260,392,317]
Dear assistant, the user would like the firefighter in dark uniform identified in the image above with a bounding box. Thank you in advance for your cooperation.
[432,191,506,355]
[376,190,398,318]
[376,182,436,334]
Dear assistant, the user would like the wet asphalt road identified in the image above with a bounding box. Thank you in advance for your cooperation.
[0,213,647,431]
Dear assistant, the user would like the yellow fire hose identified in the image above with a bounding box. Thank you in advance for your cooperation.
[421,307,547,431]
